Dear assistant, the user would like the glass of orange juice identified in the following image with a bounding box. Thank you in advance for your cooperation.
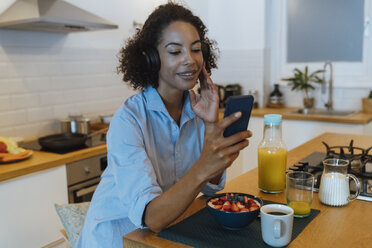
[286,171,314,218]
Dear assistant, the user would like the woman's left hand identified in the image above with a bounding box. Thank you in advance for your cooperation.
[190,67,219,123]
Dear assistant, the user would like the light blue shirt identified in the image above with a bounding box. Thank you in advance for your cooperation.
[76,86,225,248]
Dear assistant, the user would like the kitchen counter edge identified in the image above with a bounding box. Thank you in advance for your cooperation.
[0,144,107,183]
[220,107,372,124]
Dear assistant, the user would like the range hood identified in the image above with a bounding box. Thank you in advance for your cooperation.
[0,0,118,32]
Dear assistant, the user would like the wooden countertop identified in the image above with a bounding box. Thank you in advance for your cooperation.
[2,107,369,183]
[123,132,372,248]
[219,107,372,124]
[0,144,107,182]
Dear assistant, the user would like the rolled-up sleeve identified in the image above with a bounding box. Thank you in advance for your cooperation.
[201,171,226,196]
[107,110,162,228]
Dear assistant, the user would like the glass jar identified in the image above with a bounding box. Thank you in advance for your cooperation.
[258,114,287,193]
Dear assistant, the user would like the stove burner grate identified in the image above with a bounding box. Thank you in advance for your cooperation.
[322,140,372,179]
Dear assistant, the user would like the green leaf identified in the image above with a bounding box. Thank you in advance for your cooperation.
[285,66,325,94]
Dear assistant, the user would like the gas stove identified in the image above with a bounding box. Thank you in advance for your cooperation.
[288,140,372,201]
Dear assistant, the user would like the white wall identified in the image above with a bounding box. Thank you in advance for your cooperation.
[0,0,162,139]
[204,0,266,107]
[0,0,266,140]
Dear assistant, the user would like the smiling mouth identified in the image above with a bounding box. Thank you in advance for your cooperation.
[177,70,198,80]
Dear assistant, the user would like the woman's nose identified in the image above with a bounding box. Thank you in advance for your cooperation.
[182,50,196,65]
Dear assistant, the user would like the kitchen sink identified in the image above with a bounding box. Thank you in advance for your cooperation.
[287,109,355,117]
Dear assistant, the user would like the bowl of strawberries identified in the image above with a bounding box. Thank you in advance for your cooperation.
[206,192,262,230]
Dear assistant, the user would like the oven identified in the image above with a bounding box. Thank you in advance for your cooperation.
[66,154,107,203]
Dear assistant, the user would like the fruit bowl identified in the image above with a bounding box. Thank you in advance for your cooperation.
[206,192,263,230]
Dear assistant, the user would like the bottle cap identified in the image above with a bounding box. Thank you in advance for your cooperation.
[264,114,282,125]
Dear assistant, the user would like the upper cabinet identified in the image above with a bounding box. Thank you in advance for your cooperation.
[269,0,372,88]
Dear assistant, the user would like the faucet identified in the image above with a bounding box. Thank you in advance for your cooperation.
[322,61,333,111]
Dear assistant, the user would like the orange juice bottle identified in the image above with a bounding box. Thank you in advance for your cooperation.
[258,114,287,193]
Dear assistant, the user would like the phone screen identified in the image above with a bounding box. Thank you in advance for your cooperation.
[223,95,254,137]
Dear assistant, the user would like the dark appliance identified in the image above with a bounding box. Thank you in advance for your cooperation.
[288,140,372,201]
[223,84,242,107]
[198,84,227,108]
[66,154,107,203]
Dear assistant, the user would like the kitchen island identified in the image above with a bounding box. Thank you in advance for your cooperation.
[123,132,372,248]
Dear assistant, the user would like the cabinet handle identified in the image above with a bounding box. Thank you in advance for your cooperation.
[84,166,90,174]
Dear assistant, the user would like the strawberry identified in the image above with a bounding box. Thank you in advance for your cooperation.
[249,205,259,211]
[237,202,245,209]
[214,205,222,210]
[223,201,231,210]
[231,203,239,212]
[220,196,228,201]
[213,200,224,205]
[0,142,7,153]
[240,208,249,212]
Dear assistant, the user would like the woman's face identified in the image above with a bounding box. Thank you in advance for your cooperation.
[156,21,203,94]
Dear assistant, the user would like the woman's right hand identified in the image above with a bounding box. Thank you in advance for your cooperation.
[196,112,252,181]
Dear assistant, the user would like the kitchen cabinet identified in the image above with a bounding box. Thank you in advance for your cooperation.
[0,165,68,247]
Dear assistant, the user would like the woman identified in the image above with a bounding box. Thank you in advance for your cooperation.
[77,3,251,247]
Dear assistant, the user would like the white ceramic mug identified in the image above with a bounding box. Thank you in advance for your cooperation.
[260,204,294,247]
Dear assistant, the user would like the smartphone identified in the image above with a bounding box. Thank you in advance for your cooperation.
[223,95,254,137]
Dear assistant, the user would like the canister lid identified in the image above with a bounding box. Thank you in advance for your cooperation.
[264,114,282,125]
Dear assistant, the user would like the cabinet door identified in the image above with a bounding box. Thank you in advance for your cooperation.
[0,166,68,247]
[226,117,263,181]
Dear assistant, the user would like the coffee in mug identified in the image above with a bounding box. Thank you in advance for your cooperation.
[260,204,294,247]
[266,211,287,216]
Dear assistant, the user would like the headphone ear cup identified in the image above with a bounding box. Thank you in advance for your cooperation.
[201,43,210,63]
[142,47,161,73]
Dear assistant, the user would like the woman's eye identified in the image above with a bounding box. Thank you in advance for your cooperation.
[169,51,181,55]
[192,49,201,53]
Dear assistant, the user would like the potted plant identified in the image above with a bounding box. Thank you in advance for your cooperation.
[362,90,372,113]
[282,66,324,109]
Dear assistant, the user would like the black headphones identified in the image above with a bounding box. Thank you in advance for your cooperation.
[142,43,210,73]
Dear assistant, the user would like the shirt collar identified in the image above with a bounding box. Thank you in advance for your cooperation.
[144,86,195,121]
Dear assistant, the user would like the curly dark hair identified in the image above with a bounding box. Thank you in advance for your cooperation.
[117,2,218,90]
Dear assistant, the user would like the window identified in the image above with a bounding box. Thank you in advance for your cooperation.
[269,0,372,88]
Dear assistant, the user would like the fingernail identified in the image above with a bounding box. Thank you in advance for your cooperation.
[235,112,241,117]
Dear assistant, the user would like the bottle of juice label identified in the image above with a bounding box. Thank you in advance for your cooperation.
[258,115,287,193]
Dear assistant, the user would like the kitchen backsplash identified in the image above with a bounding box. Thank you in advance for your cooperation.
[0,45,135,140]
[278,84,367,111]
[0,44,367,140]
